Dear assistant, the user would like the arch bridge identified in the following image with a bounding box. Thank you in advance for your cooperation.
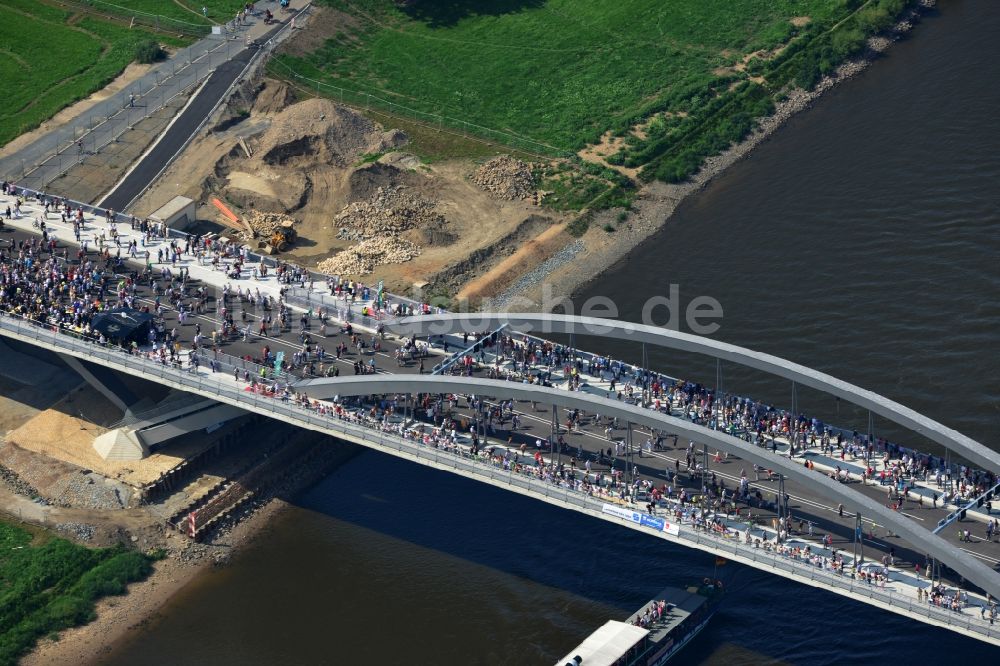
[0,312,997,644]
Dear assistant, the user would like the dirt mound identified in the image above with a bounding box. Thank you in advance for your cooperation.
[254,98,407,168]
[252,80,294,115]
[347,161,423,203]
[472,156,535,200]
[334,185,444,241]
[316,237,420,276]
[226,169,310,213]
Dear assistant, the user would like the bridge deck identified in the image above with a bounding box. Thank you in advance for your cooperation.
[0,191,998,642]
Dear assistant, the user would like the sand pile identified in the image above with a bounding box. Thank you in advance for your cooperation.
[316,237,420,275]
[472,156,535,200]
[255,98,406,167]
[334,186,443,241]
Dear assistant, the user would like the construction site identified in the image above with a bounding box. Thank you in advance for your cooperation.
[131,78,572,303]
[0,2,577,574]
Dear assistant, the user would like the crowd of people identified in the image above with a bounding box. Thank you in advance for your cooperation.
[1,185,998,625]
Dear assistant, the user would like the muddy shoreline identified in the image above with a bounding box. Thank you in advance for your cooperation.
[506,2,935,307]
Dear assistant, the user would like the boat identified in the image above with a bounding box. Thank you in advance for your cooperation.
[557,579,724,666]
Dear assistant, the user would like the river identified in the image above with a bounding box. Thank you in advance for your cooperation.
[101,2,1000,664]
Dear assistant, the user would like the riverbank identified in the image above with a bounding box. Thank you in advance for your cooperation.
[16,429,362,665]
[500,0,936,308]
[20,497,291,666]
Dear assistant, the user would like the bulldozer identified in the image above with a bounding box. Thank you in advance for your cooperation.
[269,220,297,252]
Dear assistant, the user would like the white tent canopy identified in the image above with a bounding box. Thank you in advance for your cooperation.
[556,620,648,666]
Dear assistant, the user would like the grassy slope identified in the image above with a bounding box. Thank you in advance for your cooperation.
[0,521,154,666]
[277,0,843,152]
[275,0,912,194]
[0,0,189,148]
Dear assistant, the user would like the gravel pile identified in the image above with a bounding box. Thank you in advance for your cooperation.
[317,237,420,276]
[56,522,96,542]
[334,186,442,241]
[241,210,296,241]
[472,156,535,200]
[48,472,127,510]
[490,240,584,310]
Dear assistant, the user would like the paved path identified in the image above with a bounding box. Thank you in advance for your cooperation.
[0,2,308,193]
[99,46,259,211]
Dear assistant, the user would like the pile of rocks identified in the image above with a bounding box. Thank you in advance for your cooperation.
[317,237,420,276]
[334,186,442,241]
[48,472,128,510]
[0,463,42,499]
[472,156,535,200]
[241,210,295,241]
[56,522,96,542]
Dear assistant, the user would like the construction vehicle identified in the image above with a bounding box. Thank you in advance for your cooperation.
[269,221,297,252]
[211,197,297,253]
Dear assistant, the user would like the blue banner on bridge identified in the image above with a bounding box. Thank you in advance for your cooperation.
[602,504,679,536]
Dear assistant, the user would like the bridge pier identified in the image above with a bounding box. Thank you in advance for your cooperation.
[59,353,131,412]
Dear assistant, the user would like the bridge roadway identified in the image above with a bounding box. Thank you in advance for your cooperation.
[1,199,999,643]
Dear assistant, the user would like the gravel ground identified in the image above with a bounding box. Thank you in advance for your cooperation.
[55,522,96,542]
[490,239,584,310]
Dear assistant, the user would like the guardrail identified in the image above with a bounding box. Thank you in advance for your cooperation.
[0,310,995,644]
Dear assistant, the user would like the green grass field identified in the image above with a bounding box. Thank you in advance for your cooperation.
[0,0,190,148]
[80,0,253,27]
[0,520,155,665]
[274,0,911,188]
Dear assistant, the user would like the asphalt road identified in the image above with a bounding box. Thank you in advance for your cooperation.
[98,49,256,212]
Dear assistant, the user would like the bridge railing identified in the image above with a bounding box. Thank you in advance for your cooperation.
[0,311,995,641]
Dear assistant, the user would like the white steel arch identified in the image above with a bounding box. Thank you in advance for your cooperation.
[384,313,1000,477]
[294,373,1000,600]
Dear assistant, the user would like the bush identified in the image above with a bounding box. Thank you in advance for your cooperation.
[134,40,165,64]
[567,211,594,237]
[0,524,155,665]
[831,28,868,59]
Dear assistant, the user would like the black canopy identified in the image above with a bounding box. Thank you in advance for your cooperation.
[90,308,154,345]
